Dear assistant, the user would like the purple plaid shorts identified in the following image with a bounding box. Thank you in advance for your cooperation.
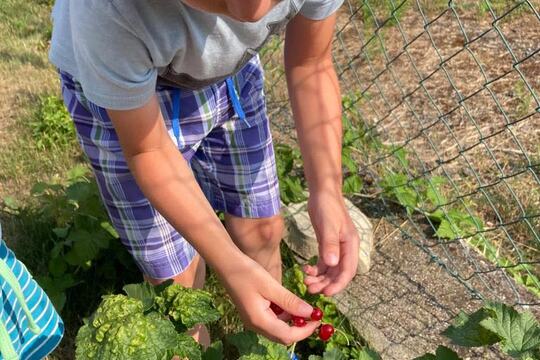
[58,56,281,279]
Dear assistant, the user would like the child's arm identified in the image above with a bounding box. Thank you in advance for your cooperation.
[106,95,319,344]
[285,13,360,296]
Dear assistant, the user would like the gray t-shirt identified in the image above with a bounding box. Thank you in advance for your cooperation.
[49,0,343,110]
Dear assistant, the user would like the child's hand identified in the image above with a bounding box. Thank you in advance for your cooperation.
[218,255,320,345]
[304,192,360,296]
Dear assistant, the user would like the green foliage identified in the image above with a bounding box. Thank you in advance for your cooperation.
[432,302,540,360]
[155,283,221,330]
[350,348,381,360]
[76,282,222,360]
[442,308,501,347]
[29,95,77,151]
[228,331,289,359]
[122,282,156,311]
[379,144,540,298]
[481,302,540,358]
[414,346,461,360]
[275,144,307,204]
[75,295,194,360]
[16,166,138,312]
[203,341,224,360]
[434,209,483,240]
[309,348,347,360]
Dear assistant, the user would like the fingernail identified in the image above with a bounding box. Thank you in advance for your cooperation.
[327,253,339,266]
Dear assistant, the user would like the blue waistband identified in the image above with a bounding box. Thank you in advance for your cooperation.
[171,77,247,147]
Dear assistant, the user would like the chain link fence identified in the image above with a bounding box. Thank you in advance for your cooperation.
[264,0,540,306]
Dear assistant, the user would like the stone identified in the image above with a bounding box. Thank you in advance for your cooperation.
[283,198,374,274]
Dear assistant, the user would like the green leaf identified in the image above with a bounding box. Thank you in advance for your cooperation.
[436,219,459,239]
[50,241,65,258]
[480,302,540,357]
[101,221,119,238]
[123,282,156,311]
[202,341,224,360]
[75,295,181,360]
[394,187,418,214]
[426,177,447,207]
[393,147,409,168]
[342,147,358,173]
[434,346,461,360]
[427,209,445,223]
[37,274,78,312]
[442,308,500,347]
[48,256,67,277]
[155,284,220,329]
[31,182,49,195]
[67,165,89,181]
[353,348,381,360]
[227,331,266,356]
[259,336,289,359]
[3,196,19,210]
[228,332,288,360]
[65,229,100,266]
[52,226,69,239]
[322,348,346,360]
[165,333,202,360]
[66,181,94,202]
[281,177,307,204]
[343,175,363,194]
[308,356,323,360]
[48,290,67,312]
[414,346,462,360]
[283,264,307,297]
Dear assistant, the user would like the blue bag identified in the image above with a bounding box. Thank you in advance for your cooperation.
[0,226,64,360]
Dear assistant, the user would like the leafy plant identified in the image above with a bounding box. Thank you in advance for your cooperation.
[228,331,290,359]
[275,144,307,204]
[377,145,540,298]
[29,95,77,151]
[21,165,138,311]
[155,283,221,331]
[76,282,221,360]
[414,346,461,360]
[415,302,540,360]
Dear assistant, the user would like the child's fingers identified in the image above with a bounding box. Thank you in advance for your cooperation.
[260,312,320,345]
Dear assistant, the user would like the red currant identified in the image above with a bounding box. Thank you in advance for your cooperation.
[318,324,334,341]
[292,316,307,327]
[270,302,283,315]
[311,307,323,321]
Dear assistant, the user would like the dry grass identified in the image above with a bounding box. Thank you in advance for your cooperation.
[0,0,82,204]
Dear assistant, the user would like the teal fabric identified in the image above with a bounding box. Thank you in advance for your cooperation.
[0,226,64,360]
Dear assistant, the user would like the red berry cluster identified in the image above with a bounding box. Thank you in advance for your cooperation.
[271,303,335,341]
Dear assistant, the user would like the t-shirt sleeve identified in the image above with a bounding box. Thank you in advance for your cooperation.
[299,0,344,20]
[71,2,157,110]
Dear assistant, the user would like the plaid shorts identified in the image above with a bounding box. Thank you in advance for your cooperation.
[59,56,281,279]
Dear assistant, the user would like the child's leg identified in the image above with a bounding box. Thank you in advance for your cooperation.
[224,214,284,281]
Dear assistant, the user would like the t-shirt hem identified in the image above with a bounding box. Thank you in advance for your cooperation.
[49,46,77,77]
[300,0,344,20]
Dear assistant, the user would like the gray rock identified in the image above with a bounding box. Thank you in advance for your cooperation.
[283,198,374,274]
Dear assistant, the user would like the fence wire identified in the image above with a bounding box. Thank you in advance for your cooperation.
[264,0,540,306]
